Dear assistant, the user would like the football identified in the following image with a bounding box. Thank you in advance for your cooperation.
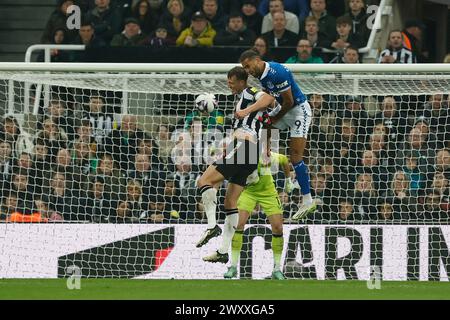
[195,93,217,113]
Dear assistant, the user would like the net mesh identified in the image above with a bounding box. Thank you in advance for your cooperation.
[0,69,449,280]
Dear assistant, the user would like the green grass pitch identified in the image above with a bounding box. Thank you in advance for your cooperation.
[0,279,449,300]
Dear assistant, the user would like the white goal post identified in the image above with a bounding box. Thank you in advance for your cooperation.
[0,62,449,281]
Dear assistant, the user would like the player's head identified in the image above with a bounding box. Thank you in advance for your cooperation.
[227,66,248,95]
[239,49,265,78]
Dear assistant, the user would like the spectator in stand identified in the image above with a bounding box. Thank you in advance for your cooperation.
[116,179,149,222]
[252,36,274,61]
[338,198,361,221]
[357,149,389,191]
[162,173,191,220]
[378,30,416,64]
[378,201,395,220]
[94,152,126,198]
[332,118,363,192]
[300,16,332,50]
[128,153,162,196]
[31,138,50,194]
[176,11,217,47]
[86,0,122,44]
[308,93,336,153]
[259,0,309,20]
[373,96,408,142]
[352,172,378,220]
[214,13,256,46]
[35,117,68,160]
[310,172,332,214]
[2,115,34,159]
[104,114,146,172]
[111,17,147,46]
[241,0,263,35]
[14,152,33,172]
[38,28,70,62]
[147,26,174,47]
[261,0,300,35]
[420,94,450,144]
[431,172,449,202]
[175,156,200,204]
[160,0,191,42]
[74,119,97,155]
[53,148,87,198]
[435,149,450,175]
[0,192,18,221]
[337,95,372,137]
[130,0,161,35]
[44,98,76,141]
[72,20,106,47]
[201,0,226,31]
[423,189,444,220]
[72,139,97,176]
[48,171,81,221]
[34,195,63,221]
[285,39,324,63]
[329,16,363,51]
[261,11,298,48]
[397,127,435,192]
[299,0,336,43]
[401,151,425,198]
[330,46,360,63]
[402,19,428,63]
[83,176,115,222]
[41,0,78,44]
[154,124,176,164]
[383,170,417,220]
[9,169,34,214]
[148,194,166,222]
[0,136,13,188]
[344,0,370,43]
[82,95,114,146]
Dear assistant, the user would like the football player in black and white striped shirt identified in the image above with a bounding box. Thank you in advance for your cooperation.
[378,30,416,64]
[195,66,278,259]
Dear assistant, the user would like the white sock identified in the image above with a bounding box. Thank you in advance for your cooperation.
[201,187,217,229]
[218,211,238,254]
[303,193,313,206]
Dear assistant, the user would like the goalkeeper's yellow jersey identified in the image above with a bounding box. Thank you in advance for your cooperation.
[244,152,289,196]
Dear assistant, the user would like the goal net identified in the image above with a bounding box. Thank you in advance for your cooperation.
[0,64,449,280]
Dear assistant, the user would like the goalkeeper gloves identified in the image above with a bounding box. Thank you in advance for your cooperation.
[284,178,295,194]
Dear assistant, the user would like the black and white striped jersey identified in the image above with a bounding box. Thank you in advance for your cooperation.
[232,87,266,140]
[377,47,416,64]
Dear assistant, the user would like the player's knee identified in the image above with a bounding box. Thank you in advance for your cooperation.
[272,224,283,235]
[290,150,303,164]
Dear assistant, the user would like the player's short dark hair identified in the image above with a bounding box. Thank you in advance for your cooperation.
[239,49,261,62]
[227,66,248,81]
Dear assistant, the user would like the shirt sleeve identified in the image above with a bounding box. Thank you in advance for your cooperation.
[272,66,291,92]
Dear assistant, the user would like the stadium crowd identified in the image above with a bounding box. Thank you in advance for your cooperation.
[37,0,444,64]
[0,90,448,224]
[0,0,448,224]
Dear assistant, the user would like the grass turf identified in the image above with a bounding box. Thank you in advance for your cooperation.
[0,279,449,300]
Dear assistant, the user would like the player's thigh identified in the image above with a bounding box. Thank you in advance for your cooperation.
[267,214,284,235]
[197,164,225,187]
[224,183,245,209]
[237,190,258,213]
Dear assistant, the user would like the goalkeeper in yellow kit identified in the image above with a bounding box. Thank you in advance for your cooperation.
[204,138,295,280]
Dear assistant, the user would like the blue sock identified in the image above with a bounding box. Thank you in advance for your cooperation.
[293,160,311,196]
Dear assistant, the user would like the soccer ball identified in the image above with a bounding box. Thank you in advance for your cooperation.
[195,93,217,113]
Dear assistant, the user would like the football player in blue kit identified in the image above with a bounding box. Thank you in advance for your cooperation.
[237,49,316,220]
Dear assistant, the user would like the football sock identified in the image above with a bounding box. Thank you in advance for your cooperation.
[293,160,313,205]
[199,185,217,229]
[272,233,284,271]
[231,230,244,267]
[218,209,239,255]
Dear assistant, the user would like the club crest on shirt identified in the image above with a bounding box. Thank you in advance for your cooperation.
[266,81,274,89]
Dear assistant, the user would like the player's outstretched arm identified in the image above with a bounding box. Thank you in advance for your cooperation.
[235,92,274,119]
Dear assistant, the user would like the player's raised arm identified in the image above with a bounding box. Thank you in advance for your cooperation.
[234,91,274,119]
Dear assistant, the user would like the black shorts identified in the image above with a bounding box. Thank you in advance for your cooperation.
[214,139,260,187]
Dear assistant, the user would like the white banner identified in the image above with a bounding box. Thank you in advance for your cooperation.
[0,224,448,281]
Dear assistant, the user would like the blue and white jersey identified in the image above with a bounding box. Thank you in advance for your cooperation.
[259,62,307,106]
